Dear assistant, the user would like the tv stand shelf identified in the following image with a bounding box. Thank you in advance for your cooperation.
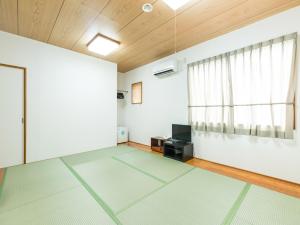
[163,141,193,162]
[151,137,167,153]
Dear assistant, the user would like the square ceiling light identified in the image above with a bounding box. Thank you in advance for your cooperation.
[87,34,120,56]
[162,0,191,10]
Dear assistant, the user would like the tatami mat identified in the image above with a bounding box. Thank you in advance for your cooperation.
[0,159,79,213]
[62,146,134,167]
[117,168,247,225]
[0,186,116,225]
[72,157,163,213]
[114,150,193,182]
[2,146,300,225]
[231,185,300,225]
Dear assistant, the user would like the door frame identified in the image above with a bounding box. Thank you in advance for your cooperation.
[0,63,27,164]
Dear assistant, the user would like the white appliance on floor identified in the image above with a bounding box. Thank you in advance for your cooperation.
[117,127,128,143]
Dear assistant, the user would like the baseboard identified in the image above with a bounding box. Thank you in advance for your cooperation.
[128,141,150,147]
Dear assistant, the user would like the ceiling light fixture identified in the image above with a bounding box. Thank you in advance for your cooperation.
[162,0,191,10]
[87,34,120,56]
[142,3,153,13]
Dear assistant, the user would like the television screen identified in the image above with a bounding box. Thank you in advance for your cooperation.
[172,124,191,142]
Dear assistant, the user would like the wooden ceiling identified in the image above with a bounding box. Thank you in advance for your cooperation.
[0,0,300,72]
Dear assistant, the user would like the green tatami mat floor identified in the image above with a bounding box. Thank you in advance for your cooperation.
[0,187,116,225]
[0,158,80,213]
[72,157,163,213]
[118,169,247,225]
[114,150,193,182]
[1,145,300,225]
[62,145,134,166]
[231,185,300,225]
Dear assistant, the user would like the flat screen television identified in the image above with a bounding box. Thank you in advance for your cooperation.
[172,124,191,142]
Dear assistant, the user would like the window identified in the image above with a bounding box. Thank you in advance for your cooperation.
[188,33,297,139]
[131,82,143,104]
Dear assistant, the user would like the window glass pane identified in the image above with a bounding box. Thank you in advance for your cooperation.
[187,33,296,138]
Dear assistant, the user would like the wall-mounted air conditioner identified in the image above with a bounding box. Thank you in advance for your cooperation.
[153,59,178,76]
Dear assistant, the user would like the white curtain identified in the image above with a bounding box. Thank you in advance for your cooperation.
[188,33,297,139]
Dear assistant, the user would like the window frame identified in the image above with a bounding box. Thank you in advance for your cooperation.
[131,82,143,104]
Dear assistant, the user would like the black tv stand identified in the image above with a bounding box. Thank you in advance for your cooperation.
[168,139,186,144]
[163,140,193,162]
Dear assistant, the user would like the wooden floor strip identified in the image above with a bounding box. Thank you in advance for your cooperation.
[0,169,4,186]
[123,141,300,199]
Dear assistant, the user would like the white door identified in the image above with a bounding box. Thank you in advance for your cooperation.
[0,66,24,168]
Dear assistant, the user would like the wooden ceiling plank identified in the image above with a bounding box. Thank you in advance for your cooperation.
[119,0,300,72]
[118,37,175,72]
[101,0,156,28]
[175,0,247,34]
[72,0,175,58]
[184,0,300,51]
[108,18,175,62]
[114,0,175,47]
[1,0,300,72]
[176,0,300,51]
[72,0,155,55]
[18,0,64,42]
[103,0,202,62]
[74,0,200,57]
[48,0,110,49]
[110,0,246,63]
[47,0,211,65]
[0,0,18,34]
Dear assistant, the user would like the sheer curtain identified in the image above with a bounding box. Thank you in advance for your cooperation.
[188,33,297,139]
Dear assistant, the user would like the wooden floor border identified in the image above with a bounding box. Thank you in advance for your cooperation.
[123,141,300,198]
[0,169,4,186]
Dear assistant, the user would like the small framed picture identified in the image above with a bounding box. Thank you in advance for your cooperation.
[131,82,142,104]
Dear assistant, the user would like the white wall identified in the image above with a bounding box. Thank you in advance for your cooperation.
[119,6,300,184]
[0,31,117,165]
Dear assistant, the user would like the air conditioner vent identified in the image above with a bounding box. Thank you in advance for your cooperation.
[153,59,178,76]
